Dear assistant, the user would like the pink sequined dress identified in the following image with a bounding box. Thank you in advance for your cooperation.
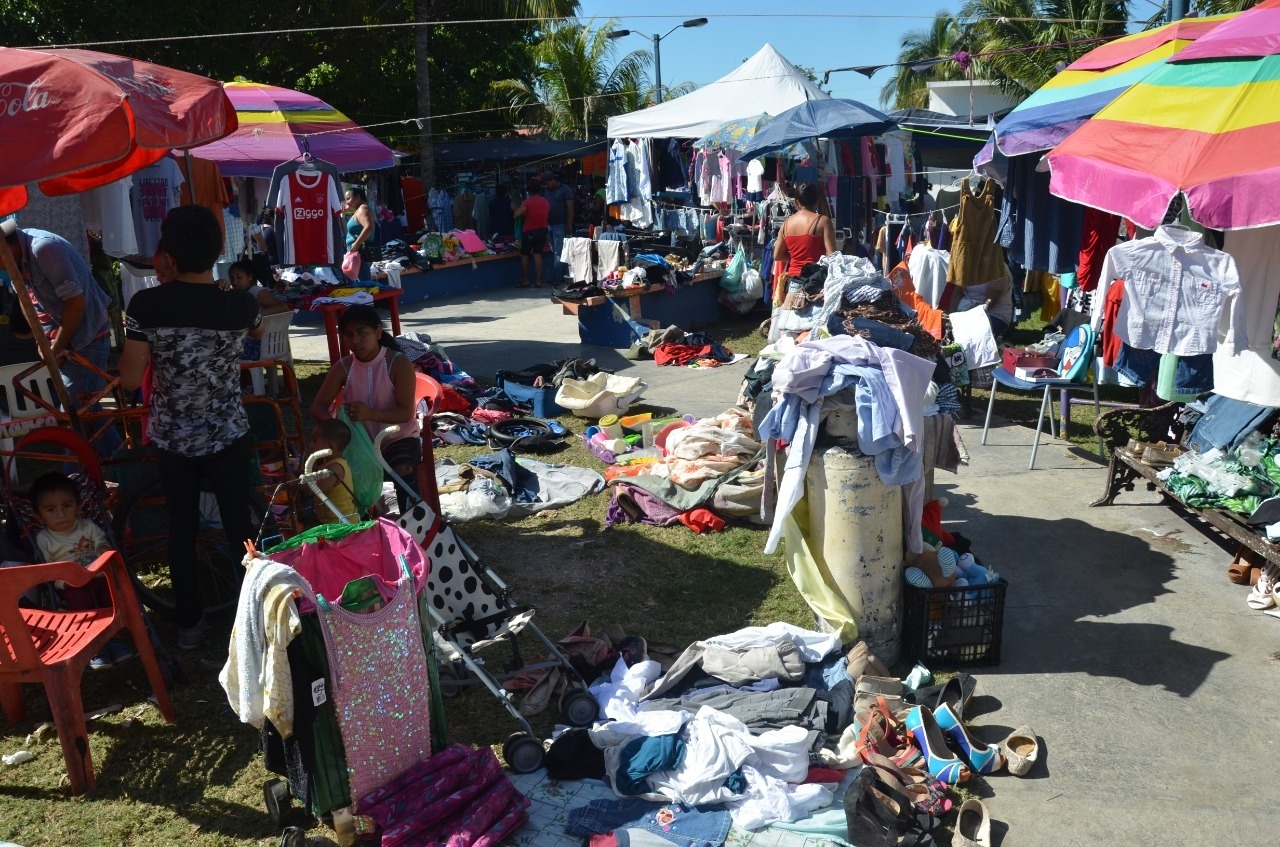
[316,571,433,805]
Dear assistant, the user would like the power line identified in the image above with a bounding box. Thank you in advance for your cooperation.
[20,13,1138,50]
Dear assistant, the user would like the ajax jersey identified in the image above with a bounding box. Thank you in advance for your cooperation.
[277,171,343,265]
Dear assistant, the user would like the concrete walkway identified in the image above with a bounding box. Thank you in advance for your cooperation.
[291,287,1280,845]
[946,419,1278,846]
[287,287,750,418]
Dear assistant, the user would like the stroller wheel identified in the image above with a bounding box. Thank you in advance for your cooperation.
[264,778,293,827]
[438,674,465,699]
[560,689,599,727]
[502,733,545,774]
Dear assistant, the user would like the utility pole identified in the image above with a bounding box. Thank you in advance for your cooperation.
[653,32,663,104]
[1170,0,1189,22]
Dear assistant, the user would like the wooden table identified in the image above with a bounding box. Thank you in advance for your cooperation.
[553,269,725,347]
[312,287,403,362]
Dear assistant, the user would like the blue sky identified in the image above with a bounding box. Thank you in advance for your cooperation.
[576,1,972,108]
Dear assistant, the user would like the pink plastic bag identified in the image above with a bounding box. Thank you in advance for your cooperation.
[341,249,361,280]
[452,229,487,254]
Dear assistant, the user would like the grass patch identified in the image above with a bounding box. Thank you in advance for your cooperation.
[1,311,810,846]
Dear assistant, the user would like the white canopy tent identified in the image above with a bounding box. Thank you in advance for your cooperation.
[607,44,831,139]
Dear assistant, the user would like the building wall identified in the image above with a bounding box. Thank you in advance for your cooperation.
[926,81,1021,122]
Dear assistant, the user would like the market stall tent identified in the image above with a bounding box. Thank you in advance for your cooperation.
[606,44,830,139]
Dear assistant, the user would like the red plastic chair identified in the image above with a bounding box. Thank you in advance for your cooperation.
[0,551,175,794]
[414,374,443,516]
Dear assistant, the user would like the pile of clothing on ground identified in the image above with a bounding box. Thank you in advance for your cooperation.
[414,348,592,449]
[436,447,603,522]
[627,325,738,368]
[599,408,765,534]
[539,622,1035,846]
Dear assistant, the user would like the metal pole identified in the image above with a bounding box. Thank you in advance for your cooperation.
[653,32,663,104]
[1170,0,1188,21]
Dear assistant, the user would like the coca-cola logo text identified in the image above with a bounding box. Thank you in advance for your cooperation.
[0,78,61,118]
[294,208,325,219]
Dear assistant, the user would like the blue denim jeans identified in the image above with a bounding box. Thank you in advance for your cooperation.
[546,223,567,281]
[567,799,731,847]
[1113,344,1160,386]
[62,334,122,457]
[1187,393,1275,453]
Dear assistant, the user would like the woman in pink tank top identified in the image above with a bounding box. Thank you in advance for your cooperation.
[311,305,421,510]
[775,182,838,279]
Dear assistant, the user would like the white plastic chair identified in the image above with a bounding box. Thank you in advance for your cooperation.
[247,311,296,396]
[0,361,63,483]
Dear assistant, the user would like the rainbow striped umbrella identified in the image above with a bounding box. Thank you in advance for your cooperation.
[1171,0,1280,61]
[1047,48,1280,230]
[189,80,397,178]
[975,14,1230,167]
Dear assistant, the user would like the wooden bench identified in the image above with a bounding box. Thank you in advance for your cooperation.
[1091,402,1280,566]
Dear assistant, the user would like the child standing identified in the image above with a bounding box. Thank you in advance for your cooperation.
[29,472,135,668]
[228,260,289,316]
[310,419,358,524]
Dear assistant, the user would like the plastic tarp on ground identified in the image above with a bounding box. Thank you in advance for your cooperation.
[607,43,830,139]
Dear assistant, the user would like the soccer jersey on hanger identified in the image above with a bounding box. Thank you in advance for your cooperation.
[276,170,343,265]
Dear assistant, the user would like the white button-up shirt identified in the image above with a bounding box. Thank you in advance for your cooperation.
[1091,226,1245,356]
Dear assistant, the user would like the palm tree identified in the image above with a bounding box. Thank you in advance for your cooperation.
[413,1,579,184]
[960,0,1130,97]
[880,10,972,110]
[1194,0,1260,12]
[492,20,654,140]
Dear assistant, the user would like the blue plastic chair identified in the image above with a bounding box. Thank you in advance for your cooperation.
[981,324,1102,469]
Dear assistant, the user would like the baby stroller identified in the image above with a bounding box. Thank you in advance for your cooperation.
[374,426,598,774]
[0,425,184,685]
[237,515,449,830]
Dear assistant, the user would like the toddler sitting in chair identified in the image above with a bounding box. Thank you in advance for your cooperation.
[30,472,136,669]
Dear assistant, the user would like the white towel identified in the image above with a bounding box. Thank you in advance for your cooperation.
[596,240,623,280]
[560,237,595,283]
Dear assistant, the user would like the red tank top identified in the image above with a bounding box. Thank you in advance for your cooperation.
[783,214,827,277]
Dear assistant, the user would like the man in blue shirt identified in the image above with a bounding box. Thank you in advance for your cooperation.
[2,219,114,418]
[542,172,575,284]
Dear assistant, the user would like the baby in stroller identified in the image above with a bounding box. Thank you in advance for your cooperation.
[27,472,137,669]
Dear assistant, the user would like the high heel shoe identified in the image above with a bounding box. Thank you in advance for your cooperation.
[904,706,970,784]
[933,703,1005,774]
[844,769,893,847]
[867,773,942,835]
[845,771,936,847]
[862,751,953,815]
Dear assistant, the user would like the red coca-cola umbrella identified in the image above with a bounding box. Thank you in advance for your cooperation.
[0,47,236,426]
[0,46,237,213]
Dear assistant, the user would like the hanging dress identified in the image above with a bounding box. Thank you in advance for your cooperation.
[316,564,433,806]
[947,179,1005,287]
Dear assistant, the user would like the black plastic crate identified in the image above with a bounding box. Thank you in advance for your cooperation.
[901,580,1007,667]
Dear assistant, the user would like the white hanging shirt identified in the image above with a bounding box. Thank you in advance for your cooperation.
[1095,225,1245,356]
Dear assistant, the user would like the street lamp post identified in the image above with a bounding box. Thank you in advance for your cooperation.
[607,18,707,104]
